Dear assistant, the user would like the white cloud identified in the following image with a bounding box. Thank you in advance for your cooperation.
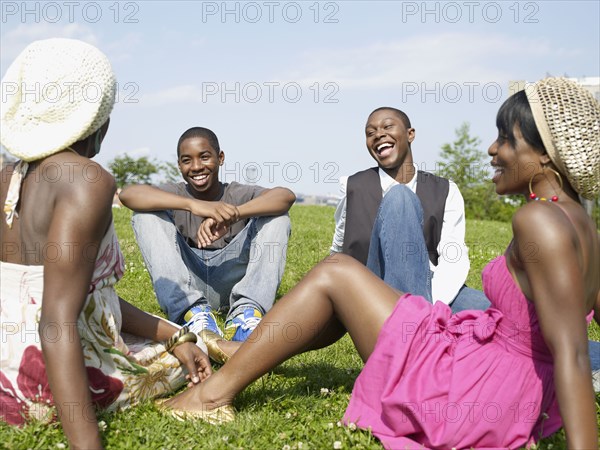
[122,31,589,107]
[278,32,584,88]
[0,23,98,65]
[126,147,152,158]
[189,38,207,48]
[103,32,143,62]
[140,84,204,106]
[0,24,141,70]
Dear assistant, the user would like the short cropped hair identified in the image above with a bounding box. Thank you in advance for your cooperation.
[369,107,412,129]
[177,127,221,155]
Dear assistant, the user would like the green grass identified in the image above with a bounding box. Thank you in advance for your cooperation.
[1,205,598,449]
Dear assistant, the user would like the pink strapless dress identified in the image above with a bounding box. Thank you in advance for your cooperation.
[344,255,590,449]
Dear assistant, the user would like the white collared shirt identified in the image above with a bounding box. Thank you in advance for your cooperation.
[330,166,470,305]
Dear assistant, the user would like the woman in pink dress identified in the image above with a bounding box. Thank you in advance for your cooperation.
[0,39,212,449]
[160,77,599,449]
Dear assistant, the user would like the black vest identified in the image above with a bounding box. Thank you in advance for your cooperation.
[342,168,449,266]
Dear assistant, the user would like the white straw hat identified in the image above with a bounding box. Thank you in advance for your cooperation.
[1,38,116,162]
[525,77,600,199]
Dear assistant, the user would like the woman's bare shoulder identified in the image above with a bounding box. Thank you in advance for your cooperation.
[41,152,116,202]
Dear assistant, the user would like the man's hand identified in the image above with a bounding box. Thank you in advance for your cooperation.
[197,217,231,248]
[190,200,239,224]
[190,200,240,247]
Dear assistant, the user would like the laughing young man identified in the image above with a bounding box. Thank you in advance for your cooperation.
[120,127,295,354]
[331,107,490,312]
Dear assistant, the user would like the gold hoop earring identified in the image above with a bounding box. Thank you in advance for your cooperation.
[528,166,563,202]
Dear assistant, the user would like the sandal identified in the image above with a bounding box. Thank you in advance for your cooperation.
[200,329,232,365]
[156,398,235,424]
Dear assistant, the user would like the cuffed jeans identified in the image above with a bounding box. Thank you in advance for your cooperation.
[132,211,290,324]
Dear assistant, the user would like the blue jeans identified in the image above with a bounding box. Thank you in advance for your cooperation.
[590,341,600,372]
[365,185,600,371]
[132,211,290,324]
[451,285,491,313]
[366,184,432,302]
[366,185,490,313]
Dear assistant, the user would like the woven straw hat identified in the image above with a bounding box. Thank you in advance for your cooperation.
[1,38,116,162]
[525,77,600,199]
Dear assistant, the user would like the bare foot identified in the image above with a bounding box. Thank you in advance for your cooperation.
[164,378,231,412]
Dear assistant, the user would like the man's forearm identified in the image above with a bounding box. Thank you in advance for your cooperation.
[119,185,191,212]
[237,187,295,219]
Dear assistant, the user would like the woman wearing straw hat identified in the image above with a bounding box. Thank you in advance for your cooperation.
[0,39,212,449]
[159,77,599,449]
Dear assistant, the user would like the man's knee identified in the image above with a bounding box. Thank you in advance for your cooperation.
[373,185,424,245]
[376,186,424,228]
[131,210,172,232]
[246,216,290,266]
[381,185,420,211]
[254,214,291,236]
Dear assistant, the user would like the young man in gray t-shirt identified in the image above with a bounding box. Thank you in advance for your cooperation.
[120,127,295,361]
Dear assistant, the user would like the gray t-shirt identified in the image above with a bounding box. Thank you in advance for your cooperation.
[158,181,266,249]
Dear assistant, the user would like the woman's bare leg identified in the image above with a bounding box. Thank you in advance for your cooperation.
[165,254,401,411]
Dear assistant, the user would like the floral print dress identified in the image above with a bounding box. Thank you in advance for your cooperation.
[0,224,190,426]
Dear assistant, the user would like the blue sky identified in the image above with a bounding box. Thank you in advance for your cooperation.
[2,1,599,195]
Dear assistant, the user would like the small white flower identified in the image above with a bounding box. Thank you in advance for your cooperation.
[333,441,342,449]
[56,444,66,449]
[297,443,303,449]
[282,445,291,450]
[222,436,229,442]
[327,422,334,429]
[98,420,107,431]
[320,388,330,395]
[336,421,342,427]
[285,412,292,419]
[347,422,357,431]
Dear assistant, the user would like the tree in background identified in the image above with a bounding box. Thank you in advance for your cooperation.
[437,123,522,222]
[108,155,182,188]
[160,161,182,183]
[108,155,159,188]
[437,122,486,190]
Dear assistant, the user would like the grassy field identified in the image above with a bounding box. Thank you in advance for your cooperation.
[1,205,599,449]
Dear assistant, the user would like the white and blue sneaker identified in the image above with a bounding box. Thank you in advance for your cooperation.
[224,308,262,342]
[184,304,223,337]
